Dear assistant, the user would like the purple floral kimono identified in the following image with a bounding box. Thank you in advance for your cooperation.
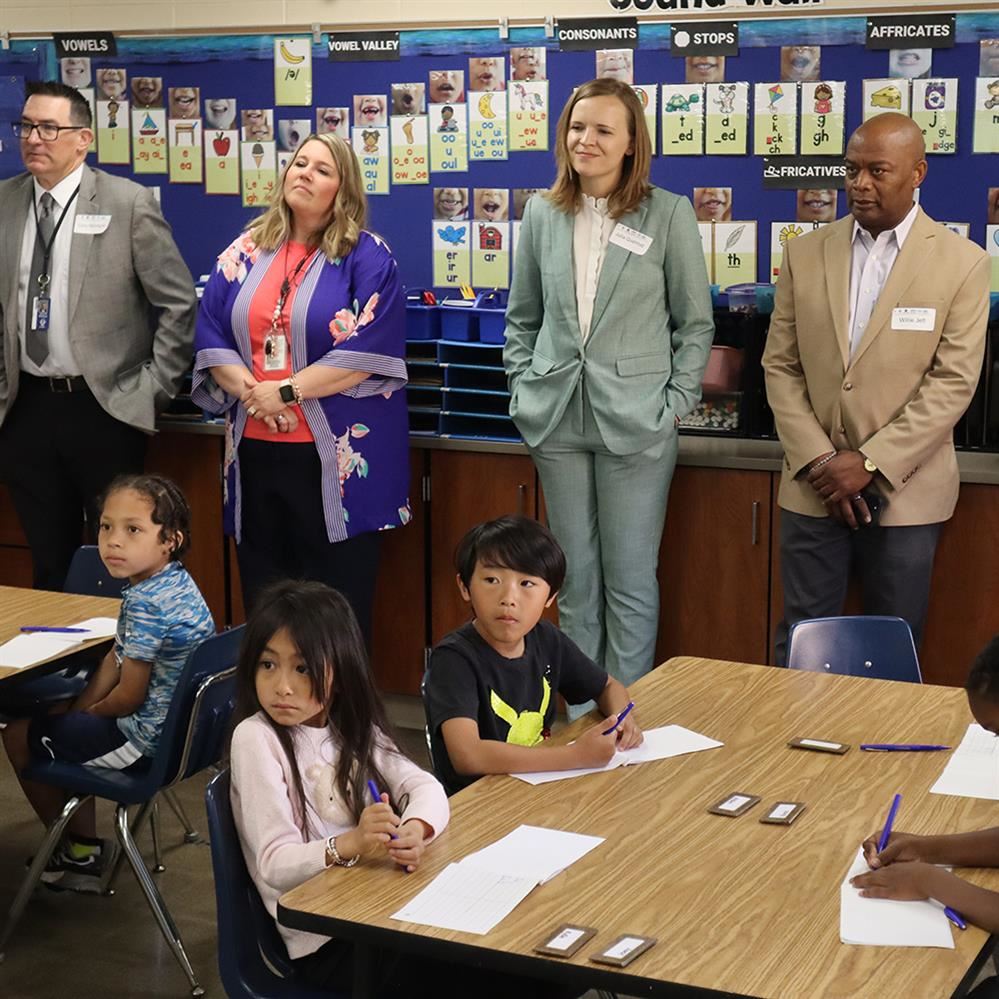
[192,230,410,544]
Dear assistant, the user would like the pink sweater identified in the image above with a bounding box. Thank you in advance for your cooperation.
[230,711,450,959]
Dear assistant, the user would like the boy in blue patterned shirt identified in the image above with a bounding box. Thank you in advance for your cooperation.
[1,475,214,892]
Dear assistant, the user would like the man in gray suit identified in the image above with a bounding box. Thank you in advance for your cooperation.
[0,81,196,589]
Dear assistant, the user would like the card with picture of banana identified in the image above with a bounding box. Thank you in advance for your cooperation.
[274,37,313,106]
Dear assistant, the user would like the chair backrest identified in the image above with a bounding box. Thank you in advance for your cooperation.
[205,770,336,998]
[787,616,922,683]
[205,768,297,996]
[142,626,245,793]
[420,669,444,785]
[63,545,127,598]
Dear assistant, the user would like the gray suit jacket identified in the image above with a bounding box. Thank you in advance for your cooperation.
[503,186,714,454]
[0,165,196,432]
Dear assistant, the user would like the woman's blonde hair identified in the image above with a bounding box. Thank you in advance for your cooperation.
[248,132,367,260]
[547,78,651,218]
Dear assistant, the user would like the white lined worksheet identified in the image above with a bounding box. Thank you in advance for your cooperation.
[930,724,999,800]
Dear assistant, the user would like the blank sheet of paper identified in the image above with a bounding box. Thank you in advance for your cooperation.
[390,863,537,935]
[461,825,605,884]
[839,849,954,948]
[0,633,83,669]
[511,724,723,785]
[930,724,999,800]
[72,617,119,638]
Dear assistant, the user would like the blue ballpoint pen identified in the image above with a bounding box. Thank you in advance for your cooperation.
[20,626,89,634]
[876,793,902,854]
[603,701,635,736]
[367,780,398,841]
[860,744,951,752]
[944,907,967,930]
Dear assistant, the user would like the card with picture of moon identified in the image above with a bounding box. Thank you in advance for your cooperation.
[469,90,508,161]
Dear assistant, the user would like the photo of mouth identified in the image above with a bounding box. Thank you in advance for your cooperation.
[474,188,509,221]
[686,56,726,84]
[889,48,932,80]
[392,83,426,116]
[354,94,387,127]
[796,189,837,223]
[694,187,732,222]
[780,46,821,84]
[429,70,465,104]
[469,57,505,93]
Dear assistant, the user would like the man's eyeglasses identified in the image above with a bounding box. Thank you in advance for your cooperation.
[12,121,87,141]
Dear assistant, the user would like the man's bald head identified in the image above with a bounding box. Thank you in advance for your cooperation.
[844,112,928,238]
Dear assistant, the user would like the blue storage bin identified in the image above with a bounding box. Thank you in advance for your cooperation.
[475,289,508,344]
[439,300,479,341]
[405,291,441,340]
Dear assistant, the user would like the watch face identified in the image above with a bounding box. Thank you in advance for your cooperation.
[864,457,877,473]
[279,383,295,403]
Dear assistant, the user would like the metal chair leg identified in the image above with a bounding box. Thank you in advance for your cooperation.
[162,787,200,843]
[0,795,88,957]
[104,800,154,895]
[113,803,203,996]
[150,799,165,873]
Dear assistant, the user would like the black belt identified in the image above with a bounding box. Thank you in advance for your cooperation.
[21,372,88,394]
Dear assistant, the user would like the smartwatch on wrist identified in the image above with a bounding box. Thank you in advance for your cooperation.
[278,379,296,405]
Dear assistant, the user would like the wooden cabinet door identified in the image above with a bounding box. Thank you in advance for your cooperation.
[371,452,428,696]
[656,467,772,666]
[429,450,537,645]
[921,484,999,687]
[146,432,228,627]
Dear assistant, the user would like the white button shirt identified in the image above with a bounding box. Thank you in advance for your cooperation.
[573,194,614,344]
[847,201,919,360]
[16,162,86,376]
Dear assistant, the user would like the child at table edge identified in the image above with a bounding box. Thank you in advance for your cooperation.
[424,515,642,796]
[1,474,214,891]
[852,634,999,936]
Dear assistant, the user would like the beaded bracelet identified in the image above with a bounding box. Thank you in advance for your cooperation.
[810,451,838,472]
[326,835,359,868]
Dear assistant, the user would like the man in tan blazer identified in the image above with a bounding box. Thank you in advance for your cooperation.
[763,113,989,664]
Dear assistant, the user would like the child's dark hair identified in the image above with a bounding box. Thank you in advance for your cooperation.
[230,580,402,834]
[101,473,191,559]
[966,635,999,702]
[454,515,566,593]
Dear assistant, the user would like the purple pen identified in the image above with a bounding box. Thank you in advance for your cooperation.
[876,793,902,854]
[944,907,967,930]
[20,626,89,634]
[603,701,635,736]
[367,779,398,841]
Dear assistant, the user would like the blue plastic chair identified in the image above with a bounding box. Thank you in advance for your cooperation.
[786,616,922,683]
[205,769,335,999]
[0,626,244,997]
[63,544,128,599]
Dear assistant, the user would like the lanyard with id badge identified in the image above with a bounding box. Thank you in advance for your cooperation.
[263,247,316,372]
[31,186,80,334]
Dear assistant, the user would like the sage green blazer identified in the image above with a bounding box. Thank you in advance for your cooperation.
[503,186,714,455]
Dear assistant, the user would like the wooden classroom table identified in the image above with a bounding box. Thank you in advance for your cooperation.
[0,586,121,685]
[279,657,999,998]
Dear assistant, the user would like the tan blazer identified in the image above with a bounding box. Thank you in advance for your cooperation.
[763,208,989,526]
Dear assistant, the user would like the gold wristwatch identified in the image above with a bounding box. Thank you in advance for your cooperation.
[862,454,877,474]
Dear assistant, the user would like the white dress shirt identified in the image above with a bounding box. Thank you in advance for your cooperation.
[16,162,86,376]
[573,194,615,344]
[847,201,919,360]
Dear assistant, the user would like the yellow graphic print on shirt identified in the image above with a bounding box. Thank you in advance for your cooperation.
[490,677,551,746]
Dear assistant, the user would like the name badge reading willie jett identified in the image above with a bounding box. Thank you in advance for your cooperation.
[74,214,112,235]
[892,307,936,331]
[609,224,653,256]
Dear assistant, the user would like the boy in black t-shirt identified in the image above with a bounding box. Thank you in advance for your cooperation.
[425,515,642,795]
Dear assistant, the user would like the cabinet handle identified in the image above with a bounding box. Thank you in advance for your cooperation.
[517,483,528,517]
[751,501,760,546]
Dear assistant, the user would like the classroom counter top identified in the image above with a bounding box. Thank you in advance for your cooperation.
[158,416,999,485]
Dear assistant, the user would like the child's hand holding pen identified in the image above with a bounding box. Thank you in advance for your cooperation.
[351,793,401,856]
[862,830,938,869]
[387,819,434,873]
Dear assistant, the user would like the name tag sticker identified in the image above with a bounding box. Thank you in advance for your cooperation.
[892,307,936,331]
[74,214,112,235]
[609,224,653,256]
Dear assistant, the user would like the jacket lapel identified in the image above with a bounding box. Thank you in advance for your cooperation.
[823,217,853,370]
[67,167,97,329]
[3,177,33,336]
[589,199,650,335]
[849,208,936,369]
[548,205,581,339]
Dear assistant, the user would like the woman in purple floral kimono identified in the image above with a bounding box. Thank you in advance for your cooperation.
[193,132,409,635]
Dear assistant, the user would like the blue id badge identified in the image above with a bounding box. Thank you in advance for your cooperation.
[32,295,51,331]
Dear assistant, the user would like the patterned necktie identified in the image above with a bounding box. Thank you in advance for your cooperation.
[25,191,55,366]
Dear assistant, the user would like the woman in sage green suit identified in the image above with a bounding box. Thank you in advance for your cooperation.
[503,78,714,702]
